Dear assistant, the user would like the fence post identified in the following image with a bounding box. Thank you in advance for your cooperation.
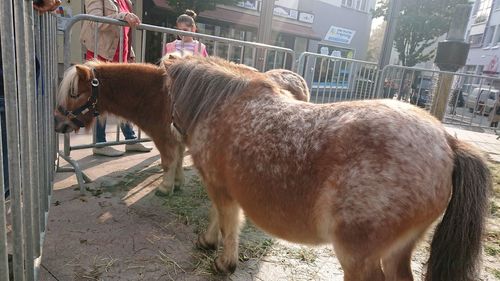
[431,74,455,119]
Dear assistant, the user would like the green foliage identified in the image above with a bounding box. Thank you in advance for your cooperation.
[373,0,470,66]
[167,0,242,15]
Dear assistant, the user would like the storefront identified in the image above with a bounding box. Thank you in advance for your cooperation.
[142,0,321,65]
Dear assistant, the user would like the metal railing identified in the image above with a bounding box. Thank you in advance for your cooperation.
[297,52,500,131]
[60,15,295,192]
[0,1,58,280]
[297,52,380,103]
[378,65,500,130]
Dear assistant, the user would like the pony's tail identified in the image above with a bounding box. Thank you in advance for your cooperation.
[425,136,491,281]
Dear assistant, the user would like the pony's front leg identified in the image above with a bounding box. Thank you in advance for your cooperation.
[196,204,220,250]
[156,162,176,196]
[174,144,185,191]
[155,144,181,197]
[213,201,244,274]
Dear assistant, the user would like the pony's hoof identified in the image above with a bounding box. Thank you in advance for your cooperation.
[213,257,236,275]
[155,189,172,197]
[196,234,217,251]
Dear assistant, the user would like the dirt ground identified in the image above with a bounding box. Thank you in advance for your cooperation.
[40,133,500,280]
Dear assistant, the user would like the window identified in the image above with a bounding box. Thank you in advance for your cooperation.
[314,44,356,85]
[469,34,484,46]
[474,0,492,22]
[464,65,477,75]
[485,26,496,44]
[342,0,368,12]
[494,25,500,44]
[478,65,485,75]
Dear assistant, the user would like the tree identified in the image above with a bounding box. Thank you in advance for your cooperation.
[373,0,469,66]
[167,0,242,15]
[366,21,386,62]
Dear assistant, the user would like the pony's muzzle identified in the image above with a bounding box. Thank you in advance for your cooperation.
[54,113,77,134]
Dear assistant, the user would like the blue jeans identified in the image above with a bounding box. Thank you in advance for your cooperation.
[95,117,137,143]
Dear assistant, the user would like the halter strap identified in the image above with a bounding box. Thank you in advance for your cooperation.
[170,101,186,142]
[58,68,101,128]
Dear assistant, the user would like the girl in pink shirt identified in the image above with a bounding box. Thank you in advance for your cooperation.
[164,10,208,57]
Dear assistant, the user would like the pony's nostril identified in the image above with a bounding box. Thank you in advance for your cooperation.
[61,124,70,133]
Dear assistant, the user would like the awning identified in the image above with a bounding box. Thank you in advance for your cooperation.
[152,0,171,9]
[200,7,321,40]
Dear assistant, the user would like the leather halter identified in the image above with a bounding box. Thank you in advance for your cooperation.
[57,70,100,128]
[170,100,186,142]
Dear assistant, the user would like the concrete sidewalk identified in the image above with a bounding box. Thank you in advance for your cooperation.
[445,125,500,162]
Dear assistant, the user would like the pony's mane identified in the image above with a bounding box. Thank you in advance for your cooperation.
[58,65,78,106]
[159,52,259,73]
[166,56,268,133]
[58,60,106,106]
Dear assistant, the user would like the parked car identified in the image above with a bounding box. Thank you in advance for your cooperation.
[410,77,433,107]
[465,87,500,115]
[460,83,481,100]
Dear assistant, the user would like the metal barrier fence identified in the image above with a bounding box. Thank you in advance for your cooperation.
[377,65,500,130]
[60,14,295,192]
[0,1,58,280]
[297,52,380,103]
[297,52,500,131]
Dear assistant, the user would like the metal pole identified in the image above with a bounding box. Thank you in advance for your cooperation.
[15,1,37,279]
[257,0,273,44]
[431,4,472,120]
[377,0,402,70]
[256,0,274,70]
[3,0,26,279]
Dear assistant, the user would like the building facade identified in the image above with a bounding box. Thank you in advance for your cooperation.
[144,0,376,62]
[56,0,375,65]
[310,0,375,60]
[465,0,500,76]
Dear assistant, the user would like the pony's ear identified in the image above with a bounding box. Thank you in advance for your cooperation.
[161,57,176,70]
[75,65,92,81]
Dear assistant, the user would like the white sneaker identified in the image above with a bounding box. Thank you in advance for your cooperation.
[93,146,125,157]
[125,143,152,153]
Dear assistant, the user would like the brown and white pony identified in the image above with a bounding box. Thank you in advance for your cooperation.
[163,55,491,281]
[54,60,309,196]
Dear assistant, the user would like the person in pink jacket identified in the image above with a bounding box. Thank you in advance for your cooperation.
[164,10,208,57]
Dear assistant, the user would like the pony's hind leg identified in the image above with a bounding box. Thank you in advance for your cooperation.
[213,201,244,274]
[197,204,220,250]
[332,239,385,281]
[381,242,415,281]
[381,227,426,281]
[174,144,185,191]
